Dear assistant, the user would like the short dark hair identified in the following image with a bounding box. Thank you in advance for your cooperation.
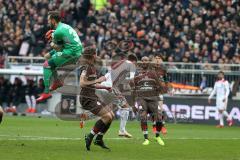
[127,54,138,62]
[82,46,96,60]
[154,53,163,59]
[218,71,224,75]
[112,53,126,60]
[48,11,61,22]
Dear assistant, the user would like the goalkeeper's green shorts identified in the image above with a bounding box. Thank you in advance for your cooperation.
[48,49,82,68]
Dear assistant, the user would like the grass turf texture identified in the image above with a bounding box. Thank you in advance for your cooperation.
[0,116,240,160]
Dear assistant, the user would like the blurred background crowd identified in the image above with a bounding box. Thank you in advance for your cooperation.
[0,77,44,110]
[0,0,240,69]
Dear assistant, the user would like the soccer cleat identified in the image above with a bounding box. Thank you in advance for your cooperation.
[85,135,93,151]
[94,139,110,150]
[123,131,133,138]
[25,108,32,113]
[227,120,233,126]
[118,131,125,137]
[216,125,224,128]
[30,108,36,113]
[142,139,150,145]
[36,93,52,103]
[118,131,133,138]
[50,81,63,91]
[155,137,165,146]
[161,126,167,135]
[80,121,84,128]
[152,126,156,134]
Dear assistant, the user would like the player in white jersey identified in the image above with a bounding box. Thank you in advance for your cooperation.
[97,53,137,138]
[208,71,233,127]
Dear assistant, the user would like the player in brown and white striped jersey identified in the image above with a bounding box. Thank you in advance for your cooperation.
[98,53,137,138]
[132,56,165,146]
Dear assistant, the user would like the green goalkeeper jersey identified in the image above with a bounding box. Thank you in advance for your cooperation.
[53,22,83,56]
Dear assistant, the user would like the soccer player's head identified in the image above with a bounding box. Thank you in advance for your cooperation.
[82,44,97,64]
[112,53,126,61]
[127,54,138,64]
[48,11,61,29]
[141,56,150,70]
[153,54,163,65]
[217,71,224,80]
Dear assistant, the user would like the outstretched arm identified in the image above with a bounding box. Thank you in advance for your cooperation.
[80,70,106,87]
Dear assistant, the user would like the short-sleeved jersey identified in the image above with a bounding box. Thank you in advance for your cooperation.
[155,64,168,82]
[133,69,160,101]
[80,64,97,100]
[110,60,136,87]
[53,22,83,55]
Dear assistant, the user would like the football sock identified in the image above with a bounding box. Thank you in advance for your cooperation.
[31,96,36,109]
[219,113,224,126]
[156,121,163,137]
[89,119,105,139]
[43,67,52,93]
[223,111,231,120]
[96,121,112,140]
[120,109,129,133]
[141,120,148,139]
[52,70,58,81]
[25,95,31,108]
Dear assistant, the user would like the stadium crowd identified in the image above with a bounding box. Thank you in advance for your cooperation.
[0,77,44,110]
[0,0,240,68]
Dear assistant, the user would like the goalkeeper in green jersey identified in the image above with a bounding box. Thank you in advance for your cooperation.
[37,11,83,102]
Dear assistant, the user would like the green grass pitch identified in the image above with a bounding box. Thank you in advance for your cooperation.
[0,116,240,160]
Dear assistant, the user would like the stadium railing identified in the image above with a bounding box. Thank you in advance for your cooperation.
[4,56,240,88]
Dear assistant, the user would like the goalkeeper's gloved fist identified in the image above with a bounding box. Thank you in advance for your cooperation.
[45,30,54,42]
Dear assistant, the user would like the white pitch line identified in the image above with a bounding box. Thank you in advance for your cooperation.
[0,135,240,141]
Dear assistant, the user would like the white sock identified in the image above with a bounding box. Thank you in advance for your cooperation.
[223,111,231,120]
[219,113,224,126]
[31,95,36,109]
[120,109,129,133]
[25,95,31,108]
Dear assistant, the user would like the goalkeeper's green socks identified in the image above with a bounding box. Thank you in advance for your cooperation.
[43,67,52,93]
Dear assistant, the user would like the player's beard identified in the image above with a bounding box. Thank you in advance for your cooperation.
[142,65,148,70]
[48,23,55,30]
[142,63,149,70]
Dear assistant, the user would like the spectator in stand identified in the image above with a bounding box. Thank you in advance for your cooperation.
[0,77,11,109]
[0,77,7,107]
[36,78,45,97]
[5,77,24,113]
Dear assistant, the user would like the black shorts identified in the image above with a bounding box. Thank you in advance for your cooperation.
[137,98,158,114]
